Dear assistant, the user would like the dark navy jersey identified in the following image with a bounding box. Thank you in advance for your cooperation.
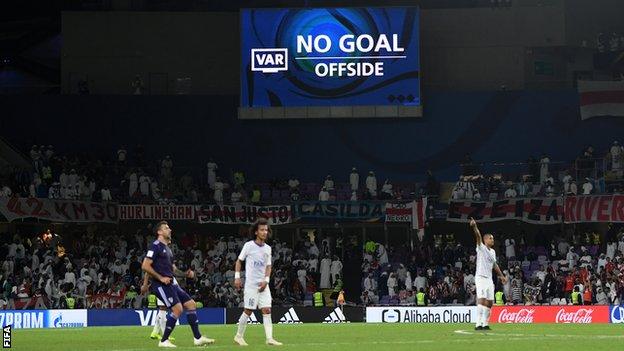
[145,239,173,280]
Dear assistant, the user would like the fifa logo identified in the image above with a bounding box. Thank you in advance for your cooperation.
[251,48,288,73]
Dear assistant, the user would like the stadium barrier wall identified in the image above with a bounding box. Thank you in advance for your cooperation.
[491,306,610,324]
[365,306,477,323]
[0,309,87,329]
[87,308,225,326]
[225,307,364,324]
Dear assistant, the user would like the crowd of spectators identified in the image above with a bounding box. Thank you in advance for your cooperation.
[360,227,624,307]
[452,142,624,201]
[0,225,345,310]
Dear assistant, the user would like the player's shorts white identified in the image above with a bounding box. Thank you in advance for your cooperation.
[475,275,494,300]
[157,298,165,307]
[244,287,272,310]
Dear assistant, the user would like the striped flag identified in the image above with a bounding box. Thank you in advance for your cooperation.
[411,198,427,233]
[578,80,624,120]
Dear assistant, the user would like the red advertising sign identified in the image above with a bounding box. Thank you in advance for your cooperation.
[564,195,624,223]
[0,197,118,223]
[491,306,610,324]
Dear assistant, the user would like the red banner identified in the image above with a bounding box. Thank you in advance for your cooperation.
[447,197,562,224]
[86,294,125,309]
[119,204,195,220]
[0,197,118,223]
[564,195,624,223]
[491,306,610,324]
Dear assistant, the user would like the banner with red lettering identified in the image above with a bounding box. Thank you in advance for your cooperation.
[491,306,610,324]
[447,197,563,224]
[564,195,624,223]
[196,204,292,225]
[0,197,118,223]
[118,204,195,220]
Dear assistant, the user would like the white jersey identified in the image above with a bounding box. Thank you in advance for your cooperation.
[475,243,496,279]
[238,240,272,290]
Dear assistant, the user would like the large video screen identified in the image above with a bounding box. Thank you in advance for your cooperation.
[240,7,421,109]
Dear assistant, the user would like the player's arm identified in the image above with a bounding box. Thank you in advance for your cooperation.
[140,272,150,295]
[469,217,482,246]
[494,263,507,284]
[141,257,170,285]
[234,259,243,290]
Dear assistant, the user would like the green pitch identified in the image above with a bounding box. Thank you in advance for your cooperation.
[11,323,624,351]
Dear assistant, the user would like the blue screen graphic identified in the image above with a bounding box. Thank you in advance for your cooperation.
[240,7,421,107]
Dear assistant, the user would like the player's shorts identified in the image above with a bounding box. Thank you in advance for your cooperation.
[244,286,272,310]
[156,297,165,307]
[151,282,192,308]
[475,275,494,300]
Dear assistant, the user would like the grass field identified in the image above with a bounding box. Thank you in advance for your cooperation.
[11,323,624,351]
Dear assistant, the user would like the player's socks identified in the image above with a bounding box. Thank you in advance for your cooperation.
[263,314,273,340]
[158,310,168,337]
[475,305,482,328]
[161,312,178,342]
[236,312,249,337]
[186,310,202,339]
[151,310,163,338]
[482,307,491,327]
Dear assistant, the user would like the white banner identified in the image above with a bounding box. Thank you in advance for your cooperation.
[366,306,476,323]
[0,309,87,329]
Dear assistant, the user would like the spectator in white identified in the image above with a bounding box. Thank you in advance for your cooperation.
[597,254,607,273]
[611,141,623,175]
[59,170,69,188]
[65,185,77,199]
[451,183,463,200]
[231,187,243,203]
[0,185,11,197]
[287,175,300,190]
[582,178,593,195]
[101,186,112,201]
[387,273,398,297]
[161,156,173,178]
[405,270,413,291]
[318,187,330,201]
[28,182,36,198]
[365,171,377,194]
[128,170,138,197]
[330,256,343,285]
[139,173,150,197]
[297,265,307,291]
[505,237,516,260]
[213,177,225,203]
[377,243,389,265]
[363,273,374,293]
[117,146,127,164]
[414,271,427,292]
[596,287,609,305]
[151,180,161,201]
[504,186,517,198]
[567,247,578,267]
[81,177,93,200]
[324,175,334,191]
[570,180,578,195]
[350,167,359,191]
[540,153,550,184]
[381,180,393,199]
[606,241,616,259]
[68,169,78,188]
[320,256,332,289]
[64,264,76,288]
[308,255,318,273]
[516,179,529,197]
[350,191,358,201]
[206,158,218,189]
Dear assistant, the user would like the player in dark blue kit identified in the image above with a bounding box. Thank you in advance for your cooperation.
[142,221,215,348]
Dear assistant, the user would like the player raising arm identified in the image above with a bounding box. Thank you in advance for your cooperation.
[469,217,507,331]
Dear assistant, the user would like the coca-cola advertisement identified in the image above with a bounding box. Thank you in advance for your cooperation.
[491,306,610,324]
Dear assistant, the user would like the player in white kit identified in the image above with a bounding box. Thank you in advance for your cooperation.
[469,218,507,330]
[234,218,283,346]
